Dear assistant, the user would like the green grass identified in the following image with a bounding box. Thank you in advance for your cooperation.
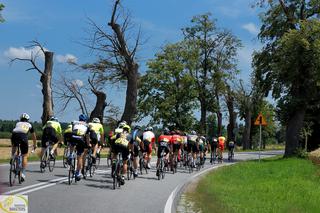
[187,157,320,213]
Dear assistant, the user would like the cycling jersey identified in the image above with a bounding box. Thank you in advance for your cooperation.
[88,122,104,135]
[12,121,34,155]
[158,135,172,147]
[218,136,225,151]
[187,134,198,144]
[43,121,62,135]
[88,122,104,143]
[72,121,89,137]
[12,122,34,134]
[143,131,155,144]
[171,134,182,145]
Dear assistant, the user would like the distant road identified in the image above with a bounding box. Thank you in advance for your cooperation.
[0,150,283,213]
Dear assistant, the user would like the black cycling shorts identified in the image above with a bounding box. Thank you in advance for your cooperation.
[11,132,29,155]
[187,142,198,153]
[41,127,58,147]
[71,135,87,156]
[142,140,152,154]
[114,143,129,161]
[64,132,73,145]
[89,130,98,145]
[173,143,181,153]
[157,145,169,158]
[132,144,139,157]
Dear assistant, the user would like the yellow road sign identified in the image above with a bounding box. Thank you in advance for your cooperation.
[254,113,267,126]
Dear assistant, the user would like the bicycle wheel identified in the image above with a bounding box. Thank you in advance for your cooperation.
[9,158,17,186]
[112,161,118,190]
[63,146,69,168]
[162,162,166,180]
[139,158,143,175]
[127,160,131,180]
[40,151,48,173]
[49,149,55,172]
[68,158,74,185]
[95,155,101,169]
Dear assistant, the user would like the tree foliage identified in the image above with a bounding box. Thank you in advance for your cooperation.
[138,42,197,131]
[253,0,320,156]
[0,3,4,23]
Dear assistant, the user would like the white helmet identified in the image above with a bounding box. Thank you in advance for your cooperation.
[20,113,30,121]
[145,126,153,131]
[92,117,100,123]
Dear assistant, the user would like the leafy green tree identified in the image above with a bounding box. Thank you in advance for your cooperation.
[137,42,197,131]
[0,4,4,23]
[254,0,320,157]
[182,13,241,135]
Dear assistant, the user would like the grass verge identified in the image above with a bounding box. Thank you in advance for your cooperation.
[186,157,320,213]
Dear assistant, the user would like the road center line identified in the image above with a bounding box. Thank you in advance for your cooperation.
[3,177,68,195]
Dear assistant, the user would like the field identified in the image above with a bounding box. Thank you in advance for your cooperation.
[185,157,320,213]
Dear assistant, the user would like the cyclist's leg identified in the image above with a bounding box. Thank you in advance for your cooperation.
[75,139,85,179]
[133,143,139,175]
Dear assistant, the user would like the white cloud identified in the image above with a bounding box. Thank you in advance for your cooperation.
[72,79,84,87]
[242,23,259,35]
[4,46,46,60]
[56,54,78,64]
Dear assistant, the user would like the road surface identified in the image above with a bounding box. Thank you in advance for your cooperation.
[0,151,283,213]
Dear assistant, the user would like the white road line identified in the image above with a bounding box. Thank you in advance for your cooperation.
[164,164,228,213]
[3,177,68,195]
[20,178,68,195]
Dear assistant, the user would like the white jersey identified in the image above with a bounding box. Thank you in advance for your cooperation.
[72,121,88,136]
[187,134,198,143]
[142,131,155,143]
[12,122,33,134]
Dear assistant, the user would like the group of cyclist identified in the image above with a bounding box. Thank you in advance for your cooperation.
[10,113,235,185]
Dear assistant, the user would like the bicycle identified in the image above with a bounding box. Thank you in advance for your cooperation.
[40,141,56,173]
[186,152,194,173]
[195,153,201,171]
[139,150,148,175]
[210,146,217,164]
[112,152,124,190]
[68,148,77,185]
[157,150,167,180]
[84,147,96,178]
[228,146,235,162]
[217,147,223,164]
[63,144,71,168]
[9,144,23,186]
[106,150,112,168]
[127,153,134,180]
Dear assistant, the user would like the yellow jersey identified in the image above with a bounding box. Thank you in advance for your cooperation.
[43,121,62,135]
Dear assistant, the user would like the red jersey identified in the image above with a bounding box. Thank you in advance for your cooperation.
[171,134,182,145]
[158,135,172,146]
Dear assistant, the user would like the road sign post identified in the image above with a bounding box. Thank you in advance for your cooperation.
[254,113,267,162]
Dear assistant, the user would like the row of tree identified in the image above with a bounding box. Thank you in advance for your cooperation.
[3,0,320,156]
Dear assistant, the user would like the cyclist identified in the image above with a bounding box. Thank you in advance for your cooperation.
[129,125,143,177]
[170,130,182,171]
[156,128,171,176]
[197,135,207,165]
[70,114,90,181]
[217,135,226,161]
[11,113,37,181]
[40,116,62,162]
[142,126,155,169]
[210,136,218,163]
[88,117,105,164]
[187,130,198,167]
[112,122,131,185]
[227,140,235,160]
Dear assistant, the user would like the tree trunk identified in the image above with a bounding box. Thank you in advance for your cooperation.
[284,108,306,157]
[199,97,207,135]
[40,51,54,125]
[90,90,107,124]
[121,64,138,125]
[216,111,222,136]
[226,91,236,141]
[242,109,252,150]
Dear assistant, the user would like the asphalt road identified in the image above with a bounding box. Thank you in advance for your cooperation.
[0,151,283,213]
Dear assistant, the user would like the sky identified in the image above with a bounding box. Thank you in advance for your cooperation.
[0,0,263,123]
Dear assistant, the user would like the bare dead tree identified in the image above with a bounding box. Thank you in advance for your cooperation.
[87,72,107,123]
[55,76,89,116]
[10,41,54,124]
[85,0,141,125]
